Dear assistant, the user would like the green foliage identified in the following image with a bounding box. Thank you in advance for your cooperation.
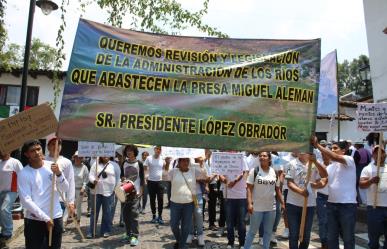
[0,38,60,71]
[338,55,371,97]
[0,0,7,51]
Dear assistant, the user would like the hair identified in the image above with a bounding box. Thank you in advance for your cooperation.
[142,151,149,156]
[123,144,139,158]
[332,141,347,150]
[21,140,42,166]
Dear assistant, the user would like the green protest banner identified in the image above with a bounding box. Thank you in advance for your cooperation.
[58,19,320,152]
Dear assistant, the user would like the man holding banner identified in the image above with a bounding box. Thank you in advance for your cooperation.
[312,137,357,249]
[18,140,69,249]
[359,145,387,249]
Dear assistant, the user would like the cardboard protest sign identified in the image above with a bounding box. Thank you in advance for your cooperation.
[78,141,116,157]
[0,102,57,153]
[58,18,320,152]
[357,103,387,132]
[211,152,245,176]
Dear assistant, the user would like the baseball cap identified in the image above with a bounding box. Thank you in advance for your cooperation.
[47,136,62,145]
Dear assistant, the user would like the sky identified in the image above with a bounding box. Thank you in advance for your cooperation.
[4,0,369,69]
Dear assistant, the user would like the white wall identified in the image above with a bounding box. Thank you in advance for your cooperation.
[363,0,387,103]
[0,73,65,119]
[316,106,369,142]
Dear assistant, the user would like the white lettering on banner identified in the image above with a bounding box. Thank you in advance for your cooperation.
[78,141,115,157]
[357,103,387,132]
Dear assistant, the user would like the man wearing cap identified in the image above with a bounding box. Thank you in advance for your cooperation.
[359,145,387,249]
[46,137,75,219]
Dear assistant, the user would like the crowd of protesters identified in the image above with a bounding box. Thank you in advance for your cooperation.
[0,135,386,249]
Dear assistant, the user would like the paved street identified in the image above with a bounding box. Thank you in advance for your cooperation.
[6,196,374,249]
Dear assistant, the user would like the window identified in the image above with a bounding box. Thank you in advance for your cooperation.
[0,85,39,107]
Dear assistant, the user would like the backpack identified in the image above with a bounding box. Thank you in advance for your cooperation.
[254,166,260,180]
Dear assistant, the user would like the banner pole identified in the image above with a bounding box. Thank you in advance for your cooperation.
[373,133,384,208]
[335,50,341,141]
[93,157,98,238]
[299,159,312,243]
[49,138,59,246]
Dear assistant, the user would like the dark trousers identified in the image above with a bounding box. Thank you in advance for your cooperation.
[219,191,226,228]
[225,198,247,246]
[123,197,140,237]
[141,184,148,210]
[327,202,357,249]
[367,206,387,249]
[316,193,328,245]
[208,183,218,226]
[148,180,164,217]
[24,217,63,249]
[286,203,315,249]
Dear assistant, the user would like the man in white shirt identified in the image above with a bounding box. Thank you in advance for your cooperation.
[359,145,387,249]
[0,151,23,240]
[144,146,165,224]
[18,140,69,249]
[313,137,357,249]
[46,137,75,217]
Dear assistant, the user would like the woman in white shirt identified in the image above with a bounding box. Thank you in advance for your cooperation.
[87,157,120,238]
[72,151,89,223]
[169,157,206,249]
[245,152,284,249]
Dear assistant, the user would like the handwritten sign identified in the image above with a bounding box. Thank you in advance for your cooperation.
[357,103,387,132]
[78,141,115,157]
[0,103,58,153]
[162,146,205,159]
[211,152,245,176]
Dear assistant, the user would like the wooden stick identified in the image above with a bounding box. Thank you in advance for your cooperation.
[299,159,313,243]
[373,133,384,208]
[93,157,98,238]
[58,190,85,240]
[49,138,59,246]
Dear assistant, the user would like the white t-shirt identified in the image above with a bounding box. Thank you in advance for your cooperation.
[194,164,208,194]
[169,167,206,204]
[360,163,387,207]
[18,160,69,222]
[122,160,142,195]
[89,161,120,197]
[285,159,318,207]
[223,159,249,199]
[144,155,164,181]
[326,155,357,204]
[279,152,295,190]
[0,157,23,192]
[247,166,278,211]
[73,164,89,190]
[46,155,75,204]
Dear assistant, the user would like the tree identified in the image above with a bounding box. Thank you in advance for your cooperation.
[0,38,59,71]
[337,55,371,97]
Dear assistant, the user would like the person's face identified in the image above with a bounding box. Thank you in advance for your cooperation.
[179,158,190,170]
[126,150,136,160]
[258,152,270,166]
[331,144,345,155]
[298,153,309,163]
[25,144,44,163]
[142,152,149,161]
[372,149,386,163]
[74,156,83,165]
[205,149,212,159]
[47,141,62,155]
[154,147,161,156]
[100,157,110,164]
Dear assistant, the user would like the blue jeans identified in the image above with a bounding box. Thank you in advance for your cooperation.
[225,198,247,246]
[316,193,328,245]
[190,194,204,236]
[88,193,114,236]
[366,206,387,249]
[245,210,275,249]
[286,203,315,249]
[170,201,194,249]
[327,202,357,249]
[259,198,281,236]
[0,191,18,237]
